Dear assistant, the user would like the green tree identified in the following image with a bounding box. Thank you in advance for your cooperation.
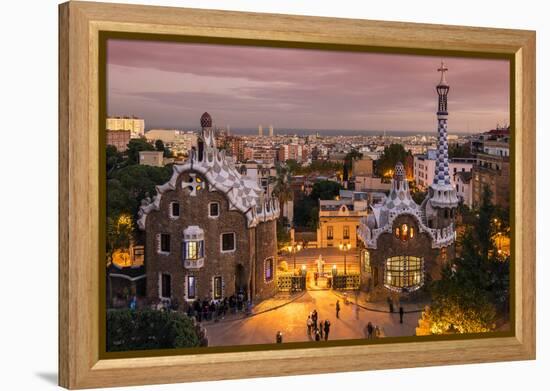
[107,309,201,351]
[106,145,124,175]
[155,139,172,158]
[273,164,294,219]
[155,139,165,152]
[127,138,155,164]
[106,215,133,263]
[293,180,341,229]
[284,159,301,174]
[107,164,173,223]
[425,185,509,334]
[448,143,473,159]
[310,180,342,200]
[342,164,349,182]
[276,217,291,249]
[375,144,409,178]
[293,197,318,228]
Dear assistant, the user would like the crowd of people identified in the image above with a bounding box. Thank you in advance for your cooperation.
[185,291,251,323]
[306,309,332,341]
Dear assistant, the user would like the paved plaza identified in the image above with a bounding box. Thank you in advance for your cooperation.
[204,289,422,346]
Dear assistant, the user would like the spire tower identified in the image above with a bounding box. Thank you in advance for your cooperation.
[425,62,458,212]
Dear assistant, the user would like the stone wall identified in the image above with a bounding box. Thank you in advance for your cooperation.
[145,171,254,306]
[365,214,451,298]
[251,219,278,301]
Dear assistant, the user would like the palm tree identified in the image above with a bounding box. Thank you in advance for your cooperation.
[273,164,294,219]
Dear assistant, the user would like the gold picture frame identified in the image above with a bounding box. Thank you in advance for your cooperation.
[59,1,536,389]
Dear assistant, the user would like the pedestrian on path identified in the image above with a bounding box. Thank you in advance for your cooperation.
[276,331,283,344]
[307,315,313,335]
[367,322,374,339]
[387,296,394,313]
[312,309,318,330]
[319,320,324,339]
[324,320,331,341]
[336,300,340,318]
[314,329,321,341]
[399,306,404,324]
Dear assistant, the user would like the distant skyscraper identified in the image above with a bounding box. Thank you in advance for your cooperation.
[269,125,274,137]
[258,124,263,136]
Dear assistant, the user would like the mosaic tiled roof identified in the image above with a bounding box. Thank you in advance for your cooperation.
[200,112,212,128]
[357,162,455,250]
[137,127,279,230]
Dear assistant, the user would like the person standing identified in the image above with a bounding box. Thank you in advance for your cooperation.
[314,329,321,341]
[319,320,324,339]
[336,300,341,319]
[312,309,318,330]
[387,296,394,313]
[324,320,331,341]
[307,315,313,335]
[399,306,404,324]
[367,321,374,339]
[276,331,283,343]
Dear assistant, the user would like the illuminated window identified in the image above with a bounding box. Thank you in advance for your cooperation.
[327,226,334,240]
[213,276,222,299]
[363,251,371,273]
[401,224,408,240]
[395,224,415,241]
[265,257,274,282]
[184,240,203,260]
[384,256,424,291]
[187,276,197,299]
[343,225,350,240]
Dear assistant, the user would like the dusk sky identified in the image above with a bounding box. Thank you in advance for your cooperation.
[107,39,509,133]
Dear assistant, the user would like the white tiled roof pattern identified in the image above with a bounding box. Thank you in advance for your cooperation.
[138,128,279,229]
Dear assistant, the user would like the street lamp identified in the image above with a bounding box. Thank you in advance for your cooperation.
[339,242,352,275]
[287,242,302,272]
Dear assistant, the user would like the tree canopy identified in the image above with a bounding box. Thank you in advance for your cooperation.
[107,309,201,351]
[375,144,410,178]
[448,142,473,159]
[310,180,342,200]
[424,186,510,334]
[126,138,155,164]
[293,180,342,229]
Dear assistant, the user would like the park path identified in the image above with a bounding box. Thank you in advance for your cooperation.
[204,290,420,346]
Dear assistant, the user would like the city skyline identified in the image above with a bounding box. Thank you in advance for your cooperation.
[107,39,509,133]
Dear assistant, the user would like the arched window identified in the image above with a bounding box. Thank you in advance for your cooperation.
[400,224,408,241]
[384,256,424,291]
[395,223,415,241]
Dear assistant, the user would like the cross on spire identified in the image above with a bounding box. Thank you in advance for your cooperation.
[438,61,449,86]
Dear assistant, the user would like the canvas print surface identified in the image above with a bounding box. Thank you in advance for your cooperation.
[104,39,511,352]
